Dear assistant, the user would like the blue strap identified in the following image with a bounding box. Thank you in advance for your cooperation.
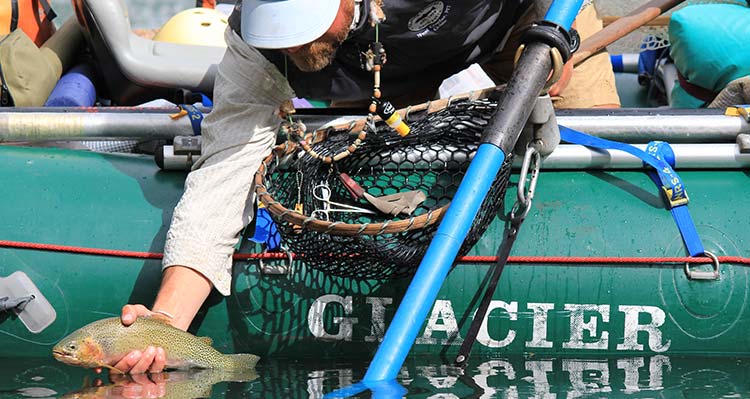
[249,207,281,251]
[179,104,204,136]
[644,141,705,257]
[200,93,213,107]
[559,126,705,257]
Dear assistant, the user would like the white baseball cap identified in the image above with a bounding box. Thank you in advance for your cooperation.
[240,0,341,49]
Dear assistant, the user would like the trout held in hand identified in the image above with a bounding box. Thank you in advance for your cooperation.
[52,317,259,372]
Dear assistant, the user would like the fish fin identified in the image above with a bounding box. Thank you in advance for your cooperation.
[224,353,260,370]
[97,362,125,374]
[198,336,213,346]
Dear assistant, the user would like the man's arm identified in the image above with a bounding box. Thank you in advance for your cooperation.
[109,27,295,374]
[138,266,212,331]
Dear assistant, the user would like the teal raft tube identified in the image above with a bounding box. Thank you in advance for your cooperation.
[1,131,749,359]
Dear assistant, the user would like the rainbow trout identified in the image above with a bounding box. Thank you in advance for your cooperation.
[52,317,259,372]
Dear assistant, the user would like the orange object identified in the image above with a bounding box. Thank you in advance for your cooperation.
[196,0,216,8]
[0,0,56,46]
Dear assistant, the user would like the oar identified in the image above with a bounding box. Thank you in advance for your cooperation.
[571,0,686,66]
[356,0,585,385]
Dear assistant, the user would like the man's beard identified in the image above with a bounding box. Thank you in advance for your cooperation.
[287,0,354,72]
[288,39,344,72]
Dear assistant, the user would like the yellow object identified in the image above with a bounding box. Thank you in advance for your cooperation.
[375,99,411,136]
[153,7,228,47]
[725,106,750,121]
[385,113,411,137]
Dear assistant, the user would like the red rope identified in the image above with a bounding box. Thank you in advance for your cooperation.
[2,239,749,265]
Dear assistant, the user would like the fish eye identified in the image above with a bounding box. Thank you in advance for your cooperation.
[67,343,78,351]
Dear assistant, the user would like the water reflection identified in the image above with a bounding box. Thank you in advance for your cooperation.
[1,355,749,398]
[58,369,257,399]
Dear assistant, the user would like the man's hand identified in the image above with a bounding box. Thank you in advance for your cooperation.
[109,372,169,398]
[548,59,573,97]
[98,305,167,375]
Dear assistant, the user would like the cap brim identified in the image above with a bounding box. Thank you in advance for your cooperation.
[241,0,341,49]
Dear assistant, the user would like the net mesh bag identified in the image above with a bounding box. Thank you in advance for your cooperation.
[255,97,512,280]
[596,0,747,54]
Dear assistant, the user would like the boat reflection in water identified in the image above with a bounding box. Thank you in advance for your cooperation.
[29,355,746,398]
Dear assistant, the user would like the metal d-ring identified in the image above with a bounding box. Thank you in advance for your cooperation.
[257,247,295,276]
[513,45,564,93]
[684,250,721,281]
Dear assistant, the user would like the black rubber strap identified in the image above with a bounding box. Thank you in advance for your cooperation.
[10,0,19,32]
[454,217,523,368]
[0,35,14,107]
[38,0,57,22]
[520,20,574,63]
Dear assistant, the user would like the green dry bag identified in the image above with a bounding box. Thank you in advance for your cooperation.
[669,3,750,108]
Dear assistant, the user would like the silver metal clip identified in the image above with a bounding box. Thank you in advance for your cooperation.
[258,246,295,276]
[684,250,721,281]
[510,145,541,223]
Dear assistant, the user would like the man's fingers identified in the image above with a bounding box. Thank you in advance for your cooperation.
[148,348,167,374]
[549,60,574,97]
[150,372,169,384]
[112,350,142,374]
[130,346,157,375]
[129,373,153,386]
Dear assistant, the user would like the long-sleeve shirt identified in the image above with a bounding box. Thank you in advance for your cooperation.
[162,28,293,295]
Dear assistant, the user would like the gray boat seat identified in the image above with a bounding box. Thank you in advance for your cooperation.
[73,0,225,105]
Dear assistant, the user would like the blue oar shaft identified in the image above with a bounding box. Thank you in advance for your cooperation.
[363,144,505,382]
[362,0,584,384]
[544,0,584,27]
[363,43,554,383]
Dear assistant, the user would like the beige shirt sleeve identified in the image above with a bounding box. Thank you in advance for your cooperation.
[162,28,294,296]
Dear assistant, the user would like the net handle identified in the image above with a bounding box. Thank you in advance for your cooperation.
[254,145,449,236]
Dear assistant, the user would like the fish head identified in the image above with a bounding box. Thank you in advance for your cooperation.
[53,335,106,368]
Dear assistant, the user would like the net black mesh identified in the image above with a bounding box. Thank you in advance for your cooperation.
[263,98,512,279]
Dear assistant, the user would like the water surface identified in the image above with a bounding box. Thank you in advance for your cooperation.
[2,355,749,398]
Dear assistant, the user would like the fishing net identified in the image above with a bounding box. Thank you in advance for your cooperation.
[255,96,512,280]
[596,0,746,54]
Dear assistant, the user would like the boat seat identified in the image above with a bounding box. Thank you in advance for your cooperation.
[73,0,225,105]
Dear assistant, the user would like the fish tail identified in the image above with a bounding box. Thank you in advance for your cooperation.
[222,353,260,370]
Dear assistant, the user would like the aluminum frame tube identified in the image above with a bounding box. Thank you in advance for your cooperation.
[537,143,750,169]
[0,111,194,141]
[368,143,750,172]
[1,110,748,144]
[557,110,750,142]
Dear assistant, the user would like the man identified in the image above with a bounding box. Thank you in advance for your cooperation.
[112,0,619,374]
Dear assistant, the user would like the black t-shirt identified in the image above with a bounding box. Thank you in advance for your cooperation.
[229,0,530,102]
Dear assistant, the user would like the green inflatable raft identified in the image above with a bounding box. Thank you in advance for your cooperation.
[1,110,749,359]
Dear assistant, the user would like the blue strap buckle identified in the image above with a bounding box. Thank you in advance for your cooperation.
[661,183,689,208]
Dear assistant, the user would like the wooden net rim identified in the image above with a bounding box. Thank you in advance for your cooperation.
[253,88,497,236]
